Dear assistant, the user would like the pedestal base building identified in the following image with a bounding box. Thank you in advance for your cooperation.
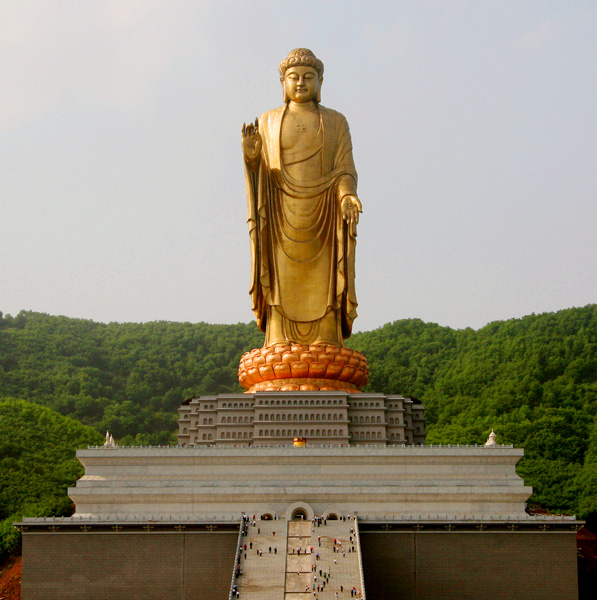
[17,391,581,600]
[177,392,426,447]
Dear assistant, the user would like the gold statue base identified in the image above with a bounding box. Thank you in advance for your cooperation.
[238,343,369,393]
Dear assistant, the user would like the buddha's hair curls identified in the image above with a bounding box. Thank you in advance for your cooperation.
[279,48,324,78]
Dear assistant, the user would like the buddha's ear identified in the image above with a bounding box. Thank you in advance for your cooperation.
[281,78,289,103]
[316,77,323,103]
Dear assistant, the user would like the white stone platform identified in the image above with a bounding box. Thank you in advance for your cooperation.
[69,444,534,521]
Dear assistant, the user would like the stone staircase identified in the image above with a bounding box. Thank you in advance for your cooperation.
[294,519,363,600]
[234,518,286,599]
[233,517,364,600]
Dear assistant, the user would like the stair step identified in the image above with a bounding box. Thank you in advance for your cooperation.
[232,517,364,600]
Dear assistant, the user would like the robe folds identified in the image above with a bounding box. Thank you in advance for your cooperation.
[245,103,359,347]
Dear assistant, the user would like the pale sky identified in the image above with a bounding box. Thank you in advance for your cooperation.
[1,0,595,332]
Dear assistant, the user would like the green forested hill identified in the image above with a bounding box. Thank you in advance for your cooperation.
[349,305,597,515]
[0,306,596,518]
[0,312,263,444]
[0,399,102,559]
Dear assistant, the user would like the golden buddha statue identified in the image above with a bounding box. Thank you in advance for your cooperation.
[239,49,368,392]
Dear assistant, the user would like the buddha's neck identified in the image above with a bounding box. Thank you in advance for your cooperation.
[287,100,318,113]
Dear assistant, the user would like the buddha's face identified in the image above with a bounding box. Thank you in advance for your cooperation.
[282,66,321,103]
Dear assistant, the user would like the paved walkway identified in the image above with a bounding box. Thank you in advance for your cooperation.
[233,517,363,600]
[234,518,286,600]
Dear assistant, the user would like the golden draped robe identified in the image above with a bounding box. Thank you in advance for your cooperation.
[245,104,358,347]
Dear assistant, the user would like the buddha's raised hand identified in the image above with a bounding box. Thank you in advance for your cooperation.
[242,119,262,162]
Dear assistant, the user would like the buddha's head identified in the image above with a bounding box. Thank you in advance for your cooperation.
[279,48,324,103]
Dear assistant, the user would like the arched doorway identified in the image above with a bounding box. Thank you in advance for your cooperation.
[291,508,308,521]
[285,501,314,522]
[261,513,273,520]
[327,513,339,520]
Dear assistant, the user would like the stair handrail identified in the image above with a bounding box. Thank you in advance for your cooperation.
[228,515,245,600]
[354,515,367,600]
[282,517,290,595]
